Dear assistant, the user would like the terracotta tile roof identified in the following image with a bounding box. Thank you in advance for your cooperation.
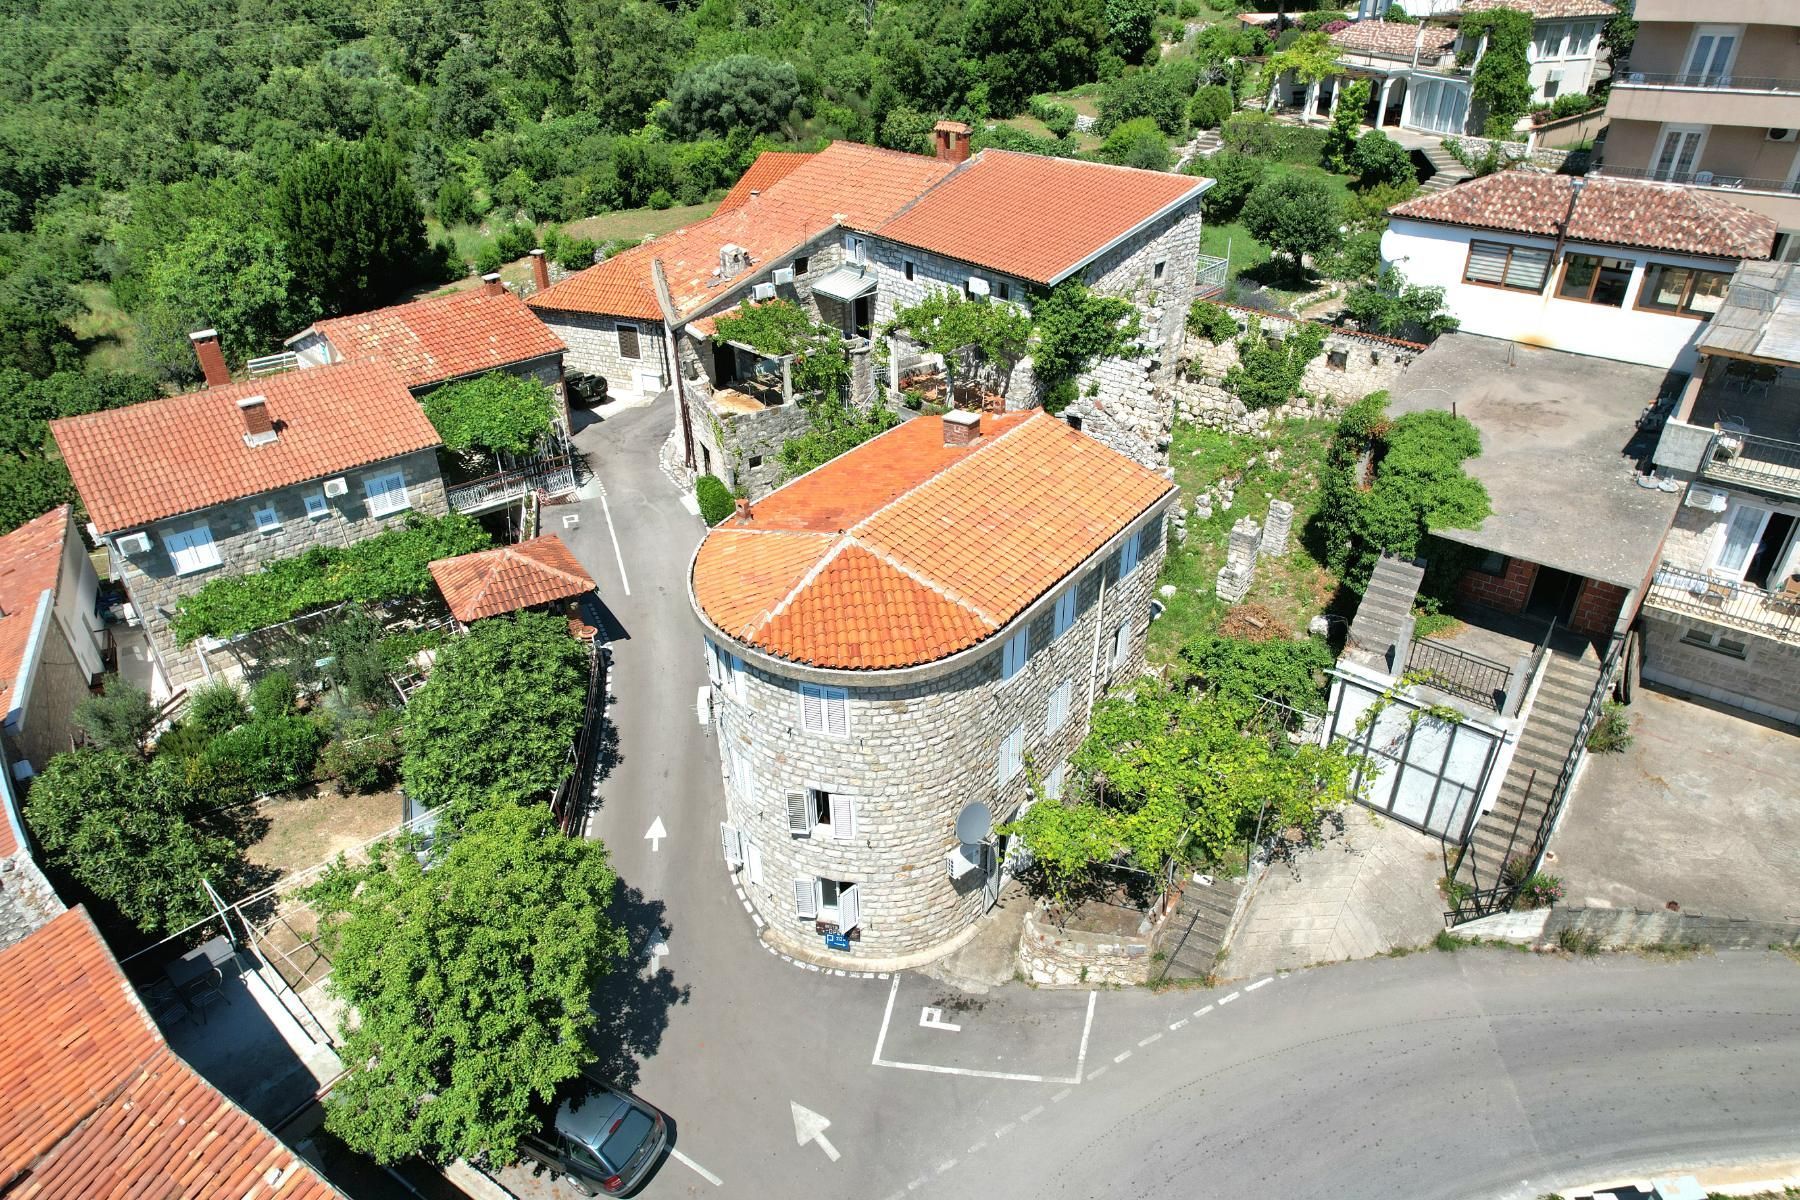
[0,907,342,1200]
[1331,20,1457,57]
[714,151,815,214]
[1388,171,1777,261]
[304,286,566,391]
[877,151,1207,286]
[692,412,1175,670]
[0,506,70,725]
[1462,0,1616,19]
[430,533,596,622]
[52,362,441,534]
[529,143,954,322]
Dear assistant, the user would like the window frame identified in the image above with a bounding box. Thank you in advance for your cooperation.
[1462,240,1552,293]
[1680,626,1748,658]
[1635,262,1732,319]
[1052,588,1077,639]
[253,505,281,534]
[798,682,849,736]
[163,522,222,576]
[303,492,329,520]
[1000,627,1030,682]
[363,469,411,518]
[1555,252,1635,307]
[997,723,1025,786]
[616,321,642,361]
[1110,620,1131,670]
[903,260,915,282]
[1046,679,1073,735]
[1118,528,1140,577]
[792,256,810,276]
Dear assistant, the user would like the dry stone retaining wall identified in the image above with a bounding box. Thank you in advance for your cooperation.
[1017,903,1160,987]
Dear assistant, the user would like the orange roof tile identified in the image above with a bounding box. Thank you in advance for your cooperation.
[714,151,815,214]
[692,412,1174,670]
[1331,19,1457,57]
[0,506,70,727]
[305,286,566,391]
[529,143,955,322]
[429,533,597,622]
[876,151,1207,285]
[0,907,342,1200]
[52,362,441,534]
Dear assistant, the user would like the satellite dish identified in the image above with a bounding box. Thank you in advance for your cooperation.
[955,802,993,844]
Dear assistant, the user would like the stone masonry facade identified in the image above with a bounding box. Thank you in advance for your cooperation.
[707,504,1174,964]
[117,449,448,690]
[8,619,91,772]
[537,310,671,402]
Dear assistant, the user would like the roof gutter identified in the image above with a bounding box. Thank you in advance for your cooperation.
[1046,181,1212,287]
[2,589,55,740]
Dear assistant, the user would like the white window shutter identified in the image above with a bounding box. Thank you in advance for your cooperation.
[824,688,848,736]
[830,793,857,841]
[785,789,812,836]
[745,837,763,885]
[1113,621,1130,667]
[800,685,824,732]
[719,823,743,866]
[1045,762,1066,800]
[730,654,747,702]
[794,878,818,919]
[838,883,861,932]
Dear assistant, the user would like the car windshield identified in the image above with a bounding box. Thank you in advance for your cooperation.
[598,1107,655,1169]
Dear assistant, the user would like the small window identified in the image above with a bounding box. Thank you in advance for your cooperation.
[1638,263,1731,317]
[1542,71,1562,100]
[303,492,329,520]
[1556,253,1634,307]
[903,260,915,282]
[748,455,763,469]
[253,506,280,534]
[843,234,866,265]
[799,682,848,736]
[1475,551,1509,576]
[813,878,861,930]
[1111,621,1131,669]
[1119,529,1140,577]
[787,787,857,840]
[793,256,809,276]
[1464,240,1551,292]
[1053,588,1077,638]
[1680,627,1748,658]
[1326,349,1348,371]
[998,723,1025,786]
[1046,679,1073,735]
[163,523,222,576]
[363,470,411,517]
[617,322,641,360]
[1153,260,1166,282]
[998,281,1011,301]
[1044,761,1067,800]
[1001,628,1030,681]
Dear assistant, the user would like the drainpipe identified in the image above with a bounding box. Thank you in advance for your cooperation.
[1084,570,1109,722]
[1545,177,1587,298]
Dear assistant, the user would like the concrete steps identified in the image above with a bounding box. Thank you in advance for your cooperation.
[1157,876,1245,980]
[1418,143,1472,194]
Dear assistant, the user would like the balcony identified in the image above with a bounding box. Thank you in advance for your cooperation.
[447,455,577,514]
[1645,562,1800,646]
[1686,362,1800,499]
[1592,163,1800,197]
[1614,70,1800,94]
[1701,430,1800,499]
[1195,254,1229,299]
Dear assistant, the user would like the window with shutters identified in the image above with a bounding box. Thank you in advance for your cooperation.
[728,652,747,702]
[163,523,222,575]
[998,723,1025,786]
[1000,627,1029,681]
[799,683,848,735]
[1462,241,1551,292]
[1052,588,1077,639]
[617,322,641,360]
[1119,528,1140,577]
[1044,761,1067,800]
[810,878,860,930]
[1046,679,1073,735]
[719,823,744,866]
[1111,621,1131,669]
[793,877,818,919]
[363,469,411,517]
[787,786,855,839]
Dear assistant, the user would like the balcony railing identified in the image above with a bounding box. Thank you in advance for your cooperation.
[1645,562,1800,647]
[447,456,577,514]
[1614,69,1800,93]
[1591,163,1800,197]
[1196,254,1229,299]
[246,351,300,377]
[1405,637,1515,713]
[1702,430,1800,500]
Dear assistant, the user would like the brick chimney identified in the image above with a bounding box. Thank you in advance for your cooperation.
[481,272,504,296]
[942,409,981,446]
[238,395,277,447]
[189,329,230,388]
[934,120,972,164]
[735,497,752,521]
[529,249,550,293]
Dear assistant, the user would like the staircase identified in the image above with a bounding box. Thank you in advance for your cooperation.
[1418,142,1472,194]
[1155,875,1245,981]
[1459,650,1603,893]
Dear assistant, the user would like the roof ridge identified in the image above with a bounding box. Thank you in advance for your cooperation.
[844,534,1002,629]
[847,413,1036,541]
[504,541,594,589]
[753,534,856,635]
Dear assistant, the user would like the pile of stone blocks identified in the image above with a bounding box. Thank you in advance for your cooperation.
[1215,516,1260,602]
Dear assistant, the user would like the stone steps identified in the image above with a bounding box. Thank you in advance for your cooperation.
[1418,145,1472,194]
[1156,876,1245,980]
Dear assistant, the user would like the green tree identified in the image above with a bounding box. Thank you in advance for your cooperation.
[305,802,628,1165]
[400,612,590,820]
[572,0,695,133]
[1260,30,1340,95]
[24,748,249,934]
[432,45,505,141]
[274,139,430,317]
[71,680,159,757]
[422,373,557,457]
[1104,0,1158,64]
[779,391,902,478]
[1343,268,1459,338]
[1241,173,1342,278]
[139,218,315,381]
[966,0,1108,115]
[1099,66,1190,136]
[1097,116,1171,169]
[885,289,1033,403]
[660,55,801,140]
[1188,84,1233,131]
[1349,129,1414,187]
[1323,78,1371,172]
[1462,8,1534,134]
[1601,0,1636,71]
[878,107,937,155]
[1196,150,1266,221]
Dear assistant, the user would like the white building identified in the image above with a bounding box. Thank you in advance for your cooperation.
[1380,170,1776,370]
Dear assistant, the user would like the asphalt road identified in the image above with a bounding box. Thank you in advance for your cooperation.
[544,396,1800,1200]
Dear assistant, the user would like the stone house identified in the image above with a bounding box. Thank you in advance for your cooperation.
[0,506,105,775]
[689,409,1178,967]
[51,359,446,694]
[1646,259,1800,723]
[1382,171,1776,371]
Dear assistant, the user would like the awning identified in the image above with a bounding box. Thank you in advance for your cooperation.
[811,265,877,303]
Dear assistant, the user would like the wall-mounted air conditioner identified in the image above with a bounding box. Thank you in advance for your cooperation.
[1769,128,1798,144]
[323,477,349,497]
[945,843,982,879]
[772,267,796,285]
[967,276,991,297]
[114,531,152,556]
[752,282,777,301]
[1685,484,1729,512]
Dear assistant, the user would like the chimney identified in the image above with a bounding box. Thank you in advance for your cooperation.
[481,272,504,296]
[942,409,981,447]
[529,249,550,293]
[237,395,277,447]
[189,329,230,388]
[735,498,752,521]
[933,120,972,165]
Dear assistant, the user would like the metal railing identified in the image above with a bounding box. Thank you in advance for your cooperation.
[1195,254,1230,298]
[549,639,608,836]
[1407,636,1514,713]
[246,350,300,377]
[1591,163,1800,197]
[1644,561,1800,646]
[1614,69,1800,93]
[1702,430,1800,500]
[447,456,577,513]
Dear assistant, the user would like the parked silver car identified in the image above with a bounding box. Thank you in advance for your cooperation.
[519,1074,668,1197]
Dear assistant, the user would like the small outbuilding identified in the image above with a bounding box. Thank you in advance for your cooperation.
[429,534,597,626]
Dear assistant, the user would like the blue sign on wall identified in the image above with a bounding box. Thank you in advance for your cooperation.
[824,932,851,952]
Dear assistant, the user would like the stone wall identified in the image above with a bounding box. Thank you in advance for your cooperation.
[709,505,1174,964]
[117,450,449,690]
[1443,136,1586,174]
[1459,905,1800,950]
[1175,309,1423,435]
[684,383,815,499]
[536,310,670,401]
[1017,902,1160,987]
[1639,611,1800,725]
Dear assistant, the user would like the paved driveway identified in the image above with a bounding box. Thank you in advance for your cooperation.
[1551,685,1800,924]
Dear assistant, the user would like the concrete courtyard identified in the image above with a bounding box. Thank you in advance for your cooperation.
[1550,685,1800,924]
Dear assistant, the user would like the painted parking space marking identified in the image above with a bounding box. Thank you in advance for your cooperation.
[1138,1033,1162,1048]
[936,1159,958,1175]
[1170,1019,1188,1031]
[1113,1050,1132,1064]
[1219,991,1240,1005]
[1247,977,1273,991]
[669,1148,722,1187]
[1051,1087,1072,1103]
[873,975,1096,1084]
[994,1123,1016,1140]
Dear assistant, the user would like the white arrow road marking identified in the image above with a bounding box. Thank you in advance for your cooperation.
[647,937,669,961]
[791,1102,840,1162]
[644,816,667,851]
[919,1006,962,1032]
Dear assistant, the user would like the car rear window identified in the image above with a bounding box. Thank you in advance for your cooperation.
[599,1107,655,1169]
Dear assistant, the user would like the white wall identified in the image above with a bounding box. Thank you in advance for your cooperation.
[1381,218,1720,371]
[54,514,104,680]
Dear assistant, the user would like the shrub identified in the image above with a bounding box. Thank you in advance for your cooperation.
[1384,3,1416,22]
[647,188,674,210]
[1029,97,1078,138]
[1097,116,1172,170]
[204,714,325,795]
[1221,113,1327,166]
[1350,129,1415,187]
[1587,701,1634,753]
[1098,66,1192,137]
[1299,9,1348,31]
[494,222,535,261]
[1324,79,1372,172]
[696,474,736,525]
[1530,91,1601,126]
[1186,299,1240,343]
[474,242,504,275]
[72,681,158,757]
[1188,84,1233,131]
[1343,268,1459,338]
[1517,871,1565,909]
[1198,151,1266,221]
[435,178,478,227]
[321,716,402,794]
[184,683,248,740]
[250,670,299,718]
[1221,317,1325,410]
[1241,173,1343,274]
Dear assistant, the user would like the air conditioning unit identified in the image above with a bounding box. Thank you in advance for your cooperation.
[945,843,983,880]
[322,477,349,498]
[114,531,151,556]
[1694,171,1715,184]
[1685,483,1729,512]
[752,282,777,301]
[772,267,796,285]
[967,276,991,297]
[1768,128,1798,143]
